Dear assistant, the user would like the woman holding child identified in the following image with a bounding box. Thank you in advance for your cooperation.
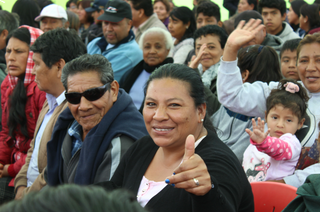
[217,19,320,186]
[98,64,254,212]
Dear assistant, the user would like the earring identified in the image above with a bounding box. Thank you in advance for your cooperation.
[186,26,188,29]
[201,118,204,122]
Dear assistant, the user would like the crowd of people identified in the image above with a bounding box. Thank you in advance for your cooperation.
[0,0,319,211]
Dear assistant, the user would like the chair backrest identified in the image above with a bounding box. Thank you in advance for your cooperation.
[250,181,298,212]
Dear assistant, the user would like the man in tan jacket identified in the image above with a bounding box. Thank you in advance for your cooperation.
[14,28,87,199]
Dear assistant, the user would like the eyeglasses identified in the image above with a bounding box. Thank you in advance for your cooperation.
[65,83,110,104]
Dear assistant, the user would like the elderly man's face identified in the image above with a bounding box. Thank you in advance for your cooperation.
[67,71,118,136]
[40,17,64,33]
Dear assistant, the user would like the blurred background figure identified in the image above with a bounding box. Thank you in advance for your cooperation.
[85,0,109,45]
[287,0,307,37]
[168,6,196,64]
[237,0,257,13]
[300,3,320,36]
[77,0,94,43]
[11,0,41,28]
[34,4,69,33]
[35,0,53,11]
[66,10,80,32]
[66,0,78,14]
[153,0,170,28]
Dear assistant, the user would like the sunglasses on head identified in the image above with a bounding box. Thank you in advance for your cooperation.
[65,83,110,104]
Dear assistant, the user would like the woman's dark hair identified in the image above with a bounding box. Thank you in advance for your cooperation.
[35,0,54,10]
[266,79,309,121]
[6,27,30,144]
[66,0,78,8]
[300,4,320,31]
[144,63,214,131]
[170,7,196,42]
[12,0,41,28]
[78,0,94,24]
[238,45,282,84]
[193,25,228,49]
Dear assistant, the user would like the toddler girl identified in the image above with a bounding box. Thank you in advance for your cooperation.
[243,79,309,182]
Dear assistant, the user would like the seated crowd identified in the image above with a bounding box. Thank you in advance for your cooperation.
[0,0,319,211]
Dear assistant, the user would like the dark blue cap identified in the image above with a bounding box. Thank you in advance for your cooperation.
[85,0,109,13]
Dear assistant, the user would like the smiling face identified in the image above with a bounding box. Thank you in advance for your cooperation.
[77,4,87,24]
[67,71,118,136]
[142,32,170,66]
[297,43,320,93]
[261,7,285,35]
[153,1,169,22]
[195,35,224,71]
[143,78,205,149]
[266,104,303,138]
[5,37,29,78]
[281,50,299,80]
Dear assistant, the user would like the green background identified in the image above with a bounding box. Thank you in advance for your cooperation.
[0,0,315,22]
[0,0,246,21]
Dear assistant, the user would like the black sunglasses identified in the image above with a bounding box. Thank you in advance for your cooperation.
[65,83,110,104]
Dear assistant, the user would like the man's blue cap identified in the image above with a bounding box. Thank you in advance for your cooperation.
[85,0,109,13]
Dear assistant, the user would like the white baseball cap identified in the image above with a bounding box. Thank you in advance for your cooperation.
[35,4,68,22]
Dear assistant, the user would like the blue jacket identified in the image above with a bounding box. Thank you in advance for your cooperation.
[87,30,143,82]
[46,89,148,185]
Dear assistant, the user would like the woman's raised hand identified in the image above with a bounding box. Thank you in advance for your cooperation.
[165,135,212,196]
[223,19,265,61]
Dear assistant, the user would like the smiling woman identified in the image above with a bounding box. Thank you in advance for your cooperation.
[189,25,228,95]
[119,27,173,111]
[97,63,254,212]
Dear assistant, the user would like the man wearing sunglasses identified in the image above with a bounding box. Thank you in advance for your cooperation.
[84,0,109,45]
[45,54,148,187]
[14,29,87,200]
[87,0,142,82]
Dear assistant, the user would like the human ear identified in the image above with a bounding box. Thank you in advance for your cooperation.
[197,103,207,123]
[217,21,223,28]
[56,59,66,79]
[281,12,287,21]
[110,80,119,103]
[297,118,305,130]
[241,70,250,83]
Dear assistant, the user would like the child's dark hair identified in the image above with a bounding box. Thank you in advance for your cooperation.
[266,79,309,121]
[196,1,221,22]
[280,38,301,59]
[193,25,228,49]
[238,45,282,83]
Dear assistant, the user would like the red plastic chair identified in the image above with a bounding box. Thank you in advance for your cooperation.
[250,181,298,212]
